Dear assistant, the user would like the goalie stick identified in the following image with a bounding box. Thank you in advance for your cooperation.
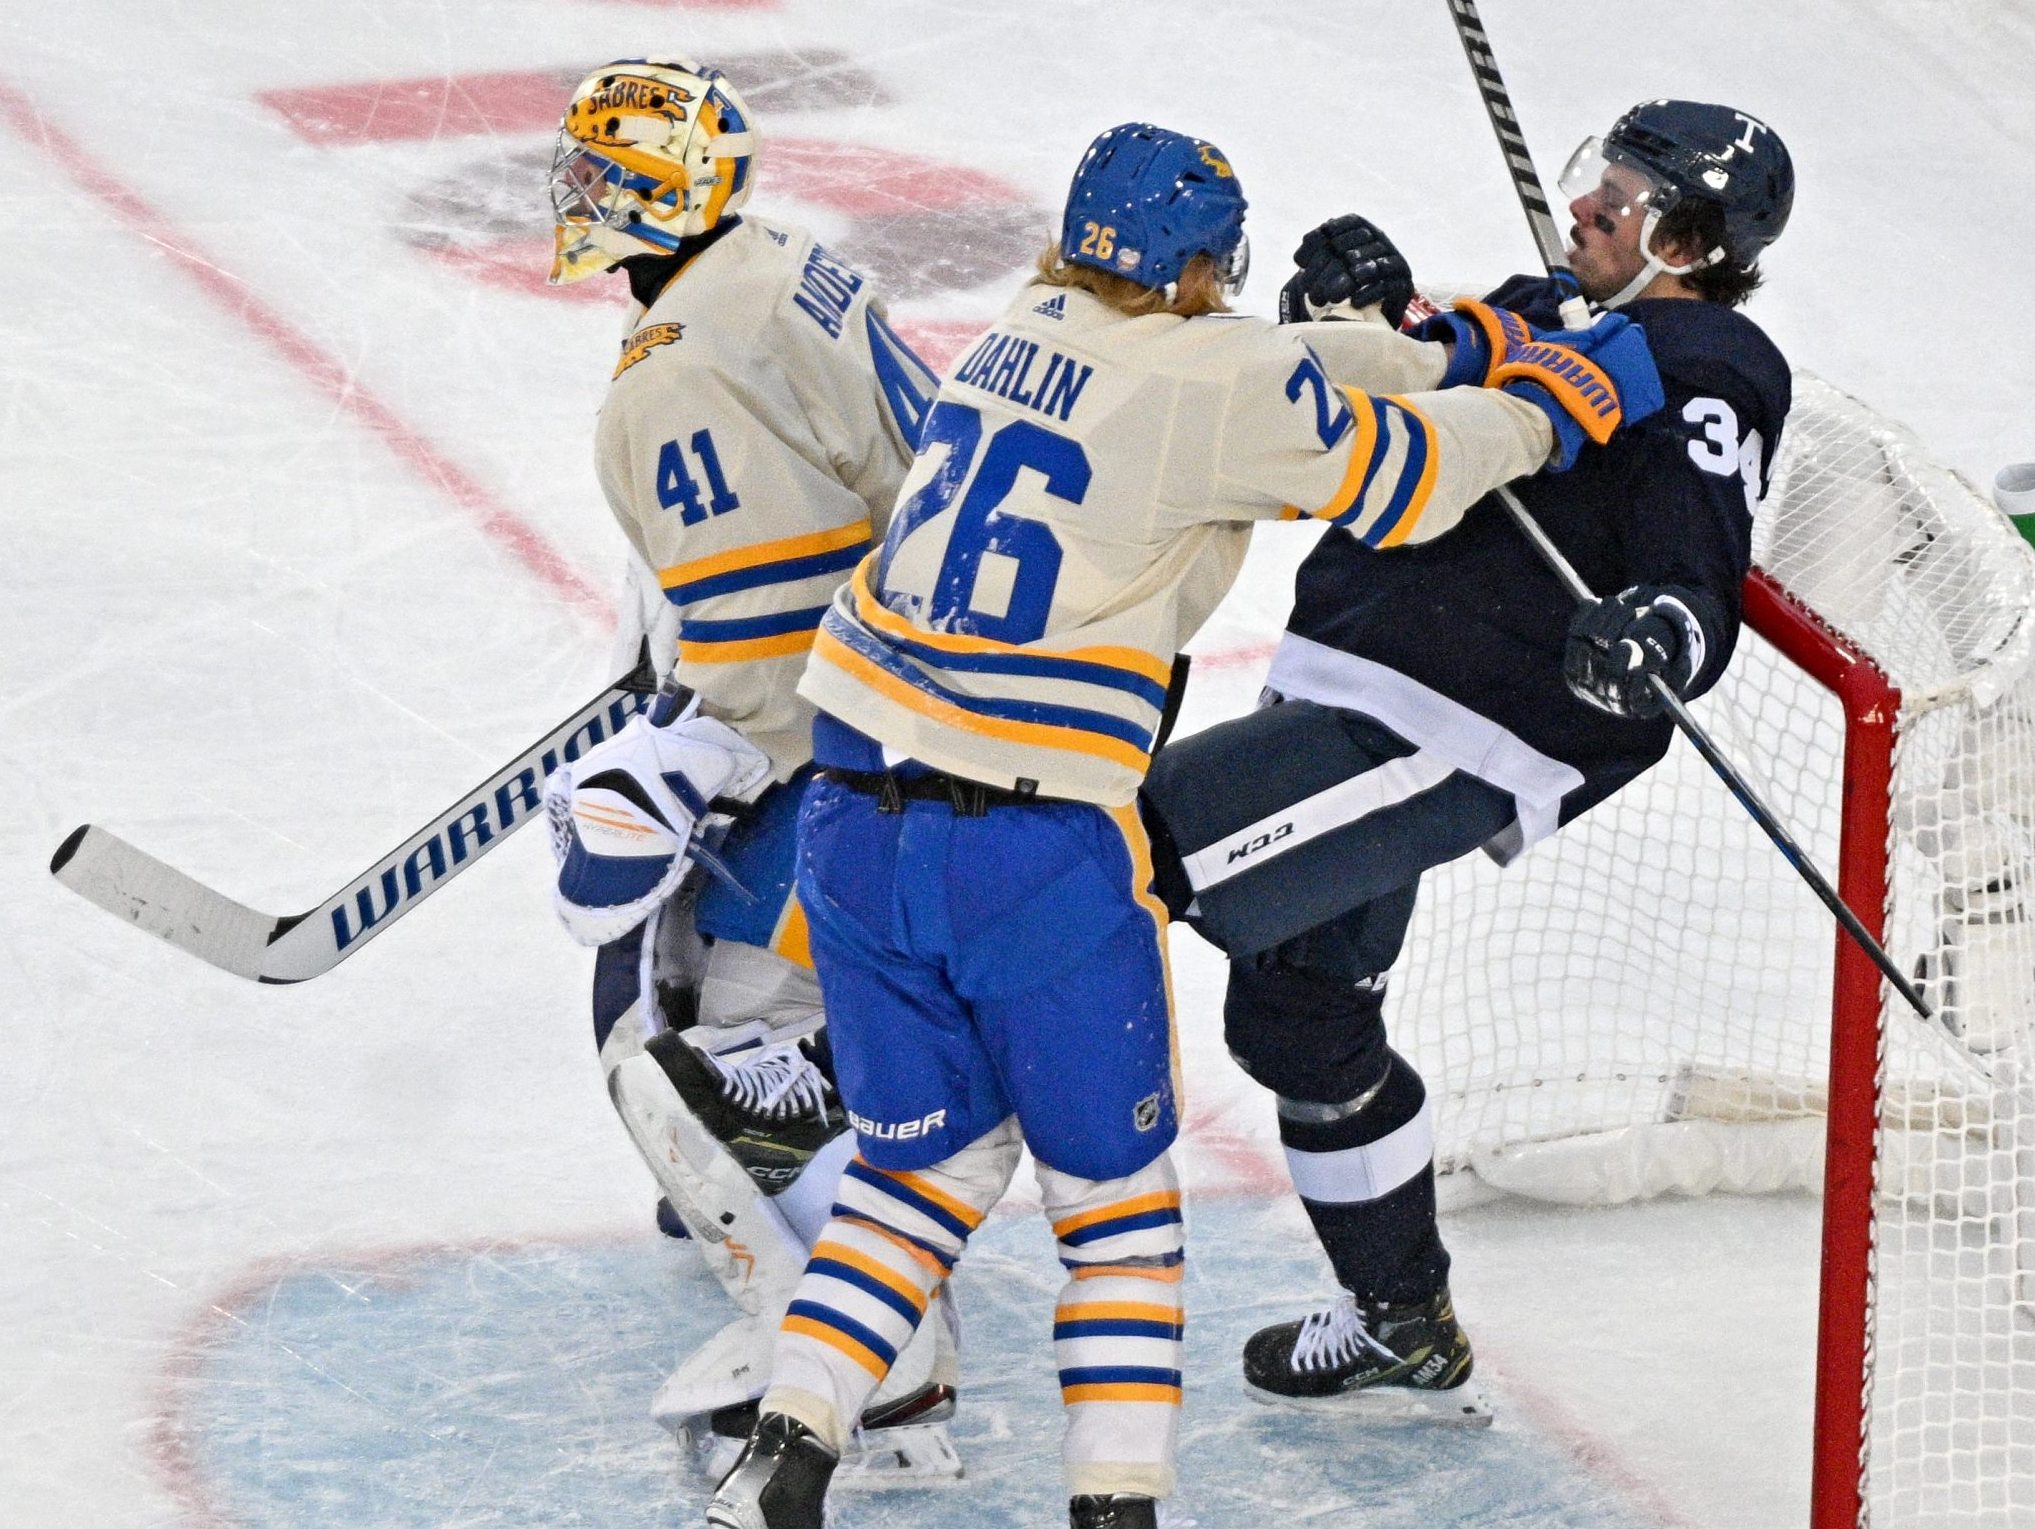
[49,660,658,984]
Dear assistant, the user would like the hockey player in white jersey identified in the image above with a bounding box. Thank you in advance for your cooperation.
[534,57,959,1481]
[705,122,1664,1529]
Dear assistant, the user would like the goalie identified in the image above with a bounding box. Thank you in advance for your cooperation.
[535,57,958,1482]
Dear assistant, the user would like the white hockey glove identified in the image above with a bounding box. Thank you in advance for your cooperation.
[544,689,773,946]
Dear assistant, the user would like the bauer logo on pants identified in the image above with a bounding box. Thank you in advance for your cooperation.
[849,1107,947,1142]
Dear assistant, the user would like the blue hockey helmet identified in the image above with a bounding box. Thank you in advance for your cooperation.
[1601,99,1793,265]
[1059,123,1249,293]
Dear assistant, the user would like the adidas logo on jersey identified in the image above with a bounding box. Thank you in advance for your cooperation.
[1032,293,1067,320]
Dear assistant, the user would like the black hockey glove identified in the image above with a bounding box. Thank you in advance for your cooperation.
[1563,584,1708,720]
[1277,215,1415,327]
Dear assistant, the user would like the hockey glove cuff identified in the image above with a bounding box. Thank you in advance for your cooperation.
[1563,583,1709,719]
[544,699,774,945]
[1278,214,1416,326]
[1413,298,1536,388]
[1491,313,1664,471]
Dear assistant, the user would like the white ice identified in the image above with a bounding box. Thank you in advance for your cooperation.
[6,2,2035,1526]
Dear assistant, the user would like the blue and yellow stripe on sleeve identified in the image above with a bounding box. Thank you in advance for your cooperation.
[1292,390,1441,549]
[660,522,872,663]
[660,522,872,607]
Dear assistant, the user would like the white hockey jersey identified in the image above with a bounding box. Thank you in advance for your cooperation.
[798,284,1556,806]
[594,215,935,777]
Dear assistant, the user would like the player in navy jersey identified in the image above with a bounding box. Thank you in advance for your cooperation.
[1139,99,1795,1418]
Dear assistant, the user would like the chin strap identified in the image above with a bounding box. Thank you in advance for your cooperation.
[1599,206,1727,309]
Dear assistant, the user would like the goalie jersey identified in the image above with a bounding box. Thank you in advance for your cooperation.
[594,215,935,778]
[798,283,1558,805]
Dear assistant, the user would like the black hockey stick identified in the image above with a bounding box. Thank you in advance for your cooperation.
[1494,485,1930,1019]
[49,660,658,984]
[1437,3,1932,1019]
[1443,0,1593,330]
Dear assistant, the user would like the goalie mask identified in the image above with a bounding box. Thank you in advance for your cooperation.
[548,58,759,285]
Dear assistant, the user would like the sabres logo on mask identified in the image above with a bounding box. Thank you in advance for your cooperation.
[568,75,695,149]
[1197,143,1234,178]
[614,322,685,379]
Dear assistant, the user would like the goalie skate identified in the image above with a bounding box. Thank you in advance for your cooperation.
[685,1382,963,1487]
[1242,1289,1492,1426]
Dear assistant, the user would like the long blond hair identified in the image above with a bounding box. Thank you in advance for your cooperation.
[1032,238,1231,318]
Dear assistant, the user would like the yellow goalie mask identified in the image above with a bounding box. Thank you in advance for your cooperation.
[547,58,759,285]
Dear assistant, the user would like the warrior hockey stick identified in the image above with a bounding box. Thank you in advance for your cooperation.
[49,661,658,984]
[1443,0,1593,330]
[1495,483,1932,1020]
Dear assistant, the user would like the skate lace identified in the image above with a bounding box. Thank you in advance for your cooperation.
[713,1044,831,1119]
[1290,1294,1400,1373]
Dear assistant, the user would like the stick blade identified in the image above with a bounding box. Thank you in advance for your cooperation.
[50,825,279,982]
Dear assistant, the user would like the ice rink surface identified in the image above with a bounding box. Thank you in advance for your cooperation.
[6,1,2035,1525]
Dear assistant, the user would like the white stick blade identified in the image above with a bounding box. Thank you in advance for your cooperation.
[50,825,277,982]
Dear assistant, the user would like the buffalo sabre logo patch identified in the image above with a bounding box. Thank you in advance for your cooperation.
[570,75,693,147]
[614,322,685,378]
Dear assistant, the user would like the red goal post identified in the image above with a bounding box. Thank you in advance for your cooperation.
[1392,373,2035,1527]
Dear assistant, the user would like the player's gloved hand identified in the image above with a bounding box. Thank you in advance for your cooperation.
[1414,297,1536,386]
[543,682,774,945]
[1277,215,1415,327]
[1492,312,1665,471]
[1563,584,1709,719]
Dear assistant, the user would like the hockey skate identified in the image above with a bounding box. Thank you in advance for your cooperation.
[1242,1288,1492,1425]
[690,1381,963,1487]
[1070,1493,1159,1528]
[654,1027,841,1194]
[706,1412,838,1529]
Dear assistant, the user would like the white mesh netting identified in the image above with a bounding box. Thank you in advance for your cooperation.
[1389,374,2035,1525]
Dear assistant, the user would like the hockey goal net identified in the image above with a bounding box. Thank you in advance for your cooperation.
[1392,373,2035,1528]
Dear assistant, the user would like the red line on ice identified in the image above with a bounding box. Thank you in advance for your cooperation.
[0,80,607,622]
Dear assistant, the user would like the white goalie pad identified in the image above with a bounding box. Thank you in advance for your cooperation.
[607,1051,808,1315]
[658,1301,964,1487]
[544,704,772,947]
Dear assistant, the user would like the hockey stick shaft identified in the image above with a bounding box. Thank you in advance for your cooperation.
[1442,0,1592,329]
[50,663,657,984]
[1494,485,1930,1018]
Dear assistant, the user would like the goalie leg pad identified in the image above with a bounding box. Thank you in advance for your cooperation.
[607,1051,809,1315]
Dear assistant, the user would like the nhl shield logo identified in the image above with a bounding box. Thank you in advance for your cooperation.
[1133,1092,1163,1132]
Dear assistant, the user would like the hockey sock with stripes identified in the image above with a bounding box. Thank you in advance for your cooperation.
[1277,1049,1451,1306]
[762,1120,1021,1450]
[1040,1152,1185,1500]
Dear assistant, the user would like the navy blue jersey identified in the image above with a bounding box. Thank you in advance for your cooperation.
[1282,276,1791,822]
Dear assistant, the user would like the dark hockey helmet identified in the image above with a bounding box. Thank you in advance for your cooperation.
[1603,99,1793,265]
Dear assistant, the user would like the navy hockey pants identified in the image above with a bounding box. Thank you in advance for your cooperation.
[1141,699,1516,1303]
